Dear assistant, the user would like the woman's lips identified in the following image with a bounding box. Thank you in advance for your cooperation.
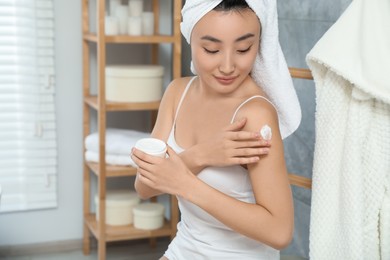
[214,76,238,85]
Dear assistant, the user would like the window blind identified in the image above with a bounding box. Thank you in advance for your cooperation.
[0,0,57,212]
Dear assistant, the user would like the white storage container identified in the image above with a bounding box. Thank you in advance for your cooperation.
[133,202,165,230]
[105,65,164,102]
[95,190,140,226]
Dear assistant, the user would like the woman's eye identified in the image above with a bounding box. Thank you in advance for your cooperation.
[237,46,252,54]
[203,48,219,54]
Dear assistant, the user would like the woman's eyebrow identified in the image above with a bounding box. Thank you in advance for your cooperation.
[201,33,255,43]
[235,33,255,42]
[201,35,221,43]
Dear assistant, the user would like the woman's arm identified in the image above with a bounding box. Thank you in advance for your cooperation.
[186,99,294,249]
[133,77,185,199]
[178,117,271,174]
[135,98,293,249]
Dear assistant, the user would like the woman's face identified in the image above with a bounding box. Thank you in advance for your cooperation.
[191,8,260,95]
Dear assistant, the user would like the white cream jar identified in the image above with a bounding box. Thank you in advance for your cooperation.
[133,202,165,230]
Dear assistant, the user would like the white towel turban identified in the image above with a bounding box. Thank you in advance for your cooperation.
[181,0,301,139]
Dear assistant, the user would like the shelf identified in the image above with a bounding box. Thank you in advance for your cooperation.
[87,162,138,178]
[84,33,176,44]
[85,96,160,111]
[82,0,182,258]
[85,214,174,242]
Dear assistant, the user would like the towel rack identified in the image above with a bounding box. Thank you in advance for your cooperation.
[289,67,313,80]
[287,67,313,189]
[288,173,312,189]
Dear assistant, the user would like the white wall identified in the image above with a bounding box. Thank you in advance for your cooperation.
[0,0,84,246]
[0,0,173,246]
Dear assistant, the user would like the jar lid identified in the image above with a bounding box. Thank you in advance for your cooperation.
[95,190,140,207]
[134,138,167,155]
[133,202,165,217]
[106,65,164,77]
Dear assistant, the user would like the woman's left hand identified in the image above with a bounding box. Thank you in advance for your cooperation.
[131,146,196,196]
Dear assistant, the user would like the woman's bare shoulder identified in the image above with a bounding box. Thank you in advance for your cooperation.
[238,96,277,119]
[161,76,194,109]
[165,76,194,96]
[151,76,195,139]
[234,96,280,137]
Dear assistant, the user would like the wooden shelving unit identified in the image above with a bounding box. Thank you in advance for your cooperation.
[81,1,182,259]
[84,96,160,111]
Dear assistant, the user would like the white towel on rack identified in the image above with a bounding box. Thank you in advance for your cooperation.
[306,0,390,259]
[180,0,301,139]
[85,150,137,167]
[85,128,150,155]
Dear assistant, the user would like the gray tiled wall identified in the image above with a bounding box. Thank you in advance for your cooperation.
[278,0,352,257]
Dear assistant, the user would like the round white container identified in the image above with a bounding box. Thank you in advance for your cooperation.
[95,190,140,226]
[105,16,119,35]
[115,5,129,35]
[109,0,121,16]
[133,202,165,230]
[142,12,154,35]
[105,65,164,102]
[128,0,143,17]
[128,16,142,36]
[134,138,167,158]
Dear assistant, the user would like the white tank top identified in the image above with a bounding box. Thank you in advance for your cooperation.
[164,77,279,260]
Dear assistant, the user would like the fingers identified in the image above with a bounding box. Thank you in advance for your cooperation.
[236,140,271,148]
[131,147,161,169]
[225,120,263,141]
[224,118,273,142]
[166,145,177,157]
[229,130,261,141]
[233,147,270,157]
[229,146,270,165]
[234,156,260,165]
[137,170,156,188]
[131,147,147,166]
[133,150,159,187]
[226,146,270,166]
[224,117,247,131]
[225,138,271,149]
[137,167,154,181]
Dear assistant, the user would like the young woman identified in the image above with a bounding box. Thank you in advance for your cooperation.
[131,0,301,259]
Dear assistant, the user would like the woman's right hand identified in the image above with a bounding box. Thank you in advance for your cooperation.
[181,117,271,173]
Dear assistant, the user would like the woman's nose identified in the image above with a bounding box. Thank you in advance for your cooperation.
[219,53,235,75]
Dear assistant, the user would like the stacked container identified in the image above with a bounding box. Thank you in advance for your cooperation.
[95,189,140,226]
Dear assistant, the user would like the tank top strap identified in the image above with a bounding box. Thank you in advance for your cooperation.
[230,95,276,123]
[173,77,197,124]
